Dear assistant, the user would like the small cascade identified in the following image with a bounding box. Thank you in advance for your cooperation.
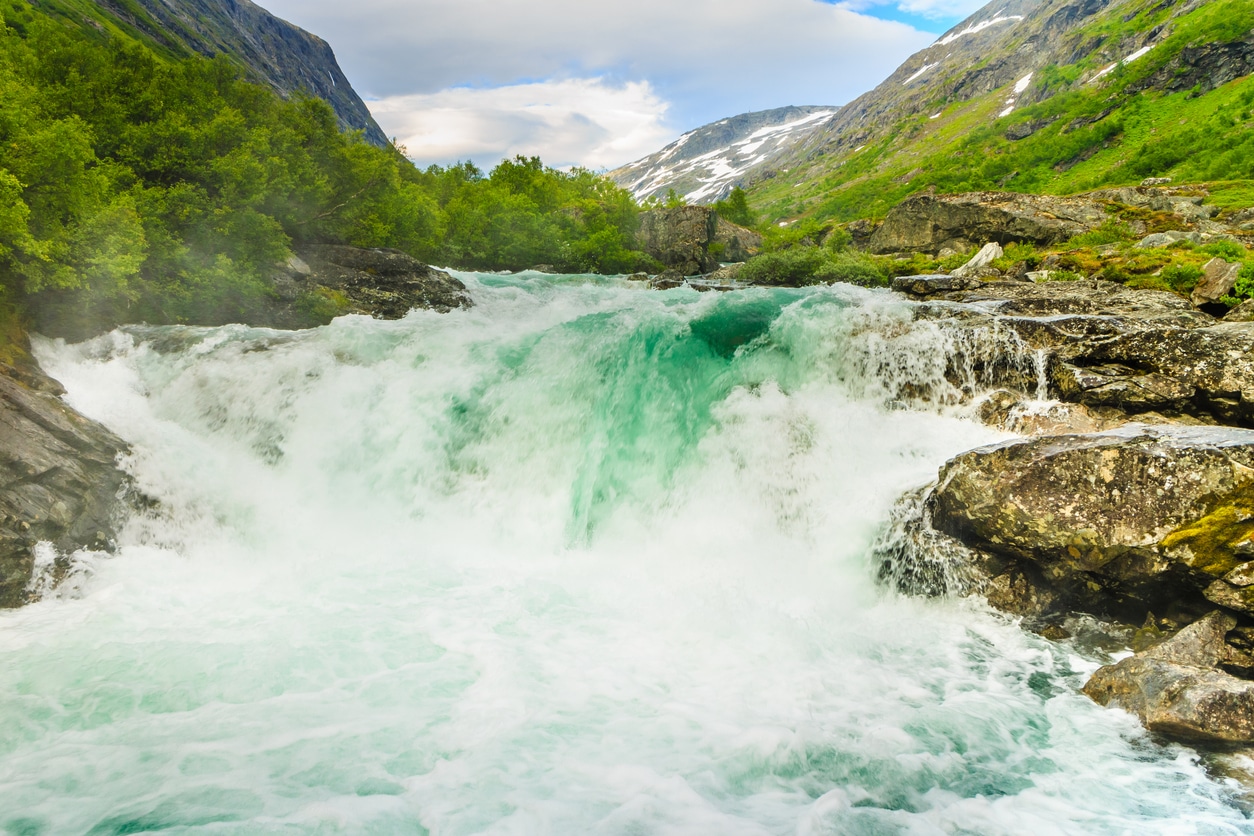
[871,485,982,599]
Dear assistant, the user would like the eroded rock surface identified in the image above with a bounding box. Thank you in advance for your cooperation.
[1084,612,1254,744]
[638,207,760,276]
[866,192,1109,255]
[0,361,130,607]
[923,425,1254,622]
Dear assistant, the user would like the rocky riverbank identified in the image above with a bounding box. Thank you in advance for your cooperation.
[877,267,1254,746]
[0,354,131,608]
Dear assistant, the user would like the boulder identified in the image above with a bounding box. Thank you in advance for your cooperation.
[1136,231,1203,249]
[1083,611,1254,744]
[637,207,760,275]
[1225,299,1254,322]
[298,245,472,318]
[866,191,1109,255]
[924,425,1254,621]
[1191,258,1242,308]
[891,274,984,295]
[0,361,130,607]
[1072,322,1254,426]
[952,242,1004,278]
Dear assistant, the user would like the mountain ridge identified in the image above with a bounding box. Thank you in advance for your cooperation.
[29,0,388,146]
[608,105,839,204]
[616,0,1254,224]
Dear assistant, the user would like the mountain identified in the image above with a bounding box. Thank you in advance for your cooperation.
[747,0,1254,224]
[622,0,1254,224]
[29,0,388,146]
[608,106,838,204]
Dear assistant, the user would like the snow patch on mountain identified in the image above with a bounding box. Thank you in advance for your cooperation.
[609,106,838,204]
[934,13,1023,48]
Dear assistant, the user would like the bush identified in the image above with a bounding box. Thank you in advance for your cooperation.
[813,251,888,287]
[1068,219,1135,247]
[1201,240,1248,260]
[736,246,888,288]
[1161,262,1204,291]
[737,247,829,286]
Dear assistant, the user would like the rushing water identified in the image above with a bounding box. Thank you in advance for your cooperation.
[2,273,1251,834]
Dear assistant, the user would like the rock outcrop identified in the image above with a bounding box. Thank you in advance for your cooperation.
[637,207,761,276]
[265,245,472,327]
[0,360,130,607]
[895,278,1254,427]
[1084,611,1254,744]
[863,186,1242,256]
[299,245,471,316]
[916,425,1254,622]
[866,192,1109,255]
[875,271,1254,745]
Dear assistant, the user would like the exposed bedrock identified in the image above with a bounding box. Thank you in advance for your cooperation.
[900,279,1254,429]
[877,425,1254,743]
[637,206,762,276]
[865,186,1233,256]
[0,359,131,608]
[263,245,472,328]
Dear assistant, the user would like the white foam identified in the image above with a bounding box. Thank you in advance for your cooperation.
[3,281,1244,831]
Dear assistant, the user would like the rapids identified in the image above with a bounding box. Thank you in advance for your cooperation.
[2,272,1251,834]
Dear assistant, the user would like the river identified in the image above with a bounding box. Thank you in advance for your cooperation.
[2,272,1249,833]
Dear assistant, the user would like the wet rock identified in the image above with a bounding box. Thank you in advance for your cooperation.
[299,245,472,318]
[0,362,130,607]
[1191,258,1242,308]
[1073,322,1254,426]
[926,425,1254,621]
[891,274,983,295]
[1083,612,1254,744]
[1051,363,1196,413]
[915,279,1211,330]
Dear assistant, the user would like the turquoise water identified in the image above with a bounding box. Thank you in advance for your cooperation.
[2,273,1250,834]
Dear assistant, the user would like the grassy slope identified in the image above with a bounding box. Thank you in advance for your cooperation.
[750,0,1254,225]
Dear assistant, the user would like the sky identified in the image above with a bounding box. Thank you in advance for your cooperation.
[259,0,993,171]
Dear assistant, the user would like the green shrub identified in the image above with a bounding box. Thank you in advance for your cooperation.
[1161,262,1204,291]
[737,247,830,286]
[824,226,853,253]
[1221,262,1254,305]
[1068,219,1135,247]
[813,251,889,287]
[1201,240,1248,260]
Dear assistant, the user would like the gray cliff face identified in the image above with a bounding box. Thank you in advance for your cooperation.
[0,361,130,608]
[39,0,389,146]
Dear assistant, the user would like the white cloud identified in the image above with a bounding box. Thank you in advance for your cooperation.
[258,0,938,167]
[370,78,674,170]
[262,0,931,101]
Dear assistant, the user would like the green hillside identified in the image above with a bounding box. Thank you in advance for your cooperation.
[749,0,1254,225]
[0,0,651,352]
